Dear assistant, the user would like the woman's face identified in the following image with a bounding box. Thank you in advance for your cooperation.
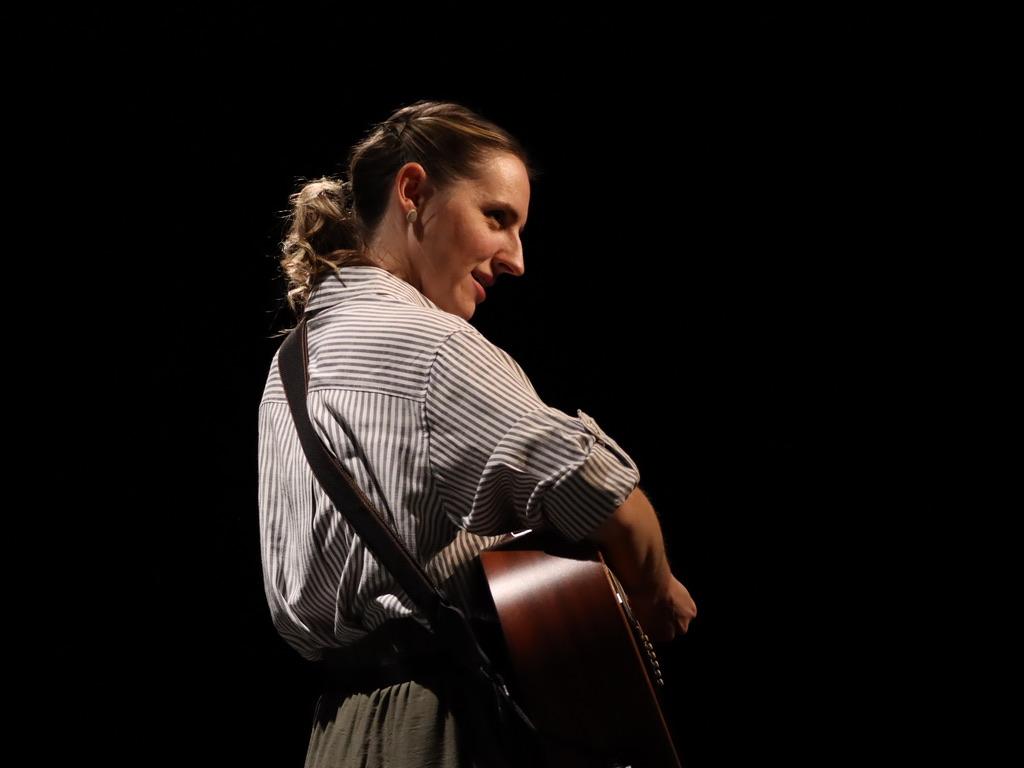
[414,152,530,320]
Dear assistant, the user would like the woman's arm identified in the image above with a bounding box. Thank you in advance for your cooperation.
[585,487,697,641]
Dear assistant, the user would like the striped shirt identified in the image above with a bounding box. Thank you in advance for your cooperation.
[258,265,640,661]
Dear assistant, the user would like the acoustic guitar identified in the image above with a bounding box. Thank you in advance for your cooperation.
[470,528,684,768]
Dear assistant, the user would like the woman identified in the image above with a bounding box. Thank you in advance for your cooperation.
[258,100,697,767]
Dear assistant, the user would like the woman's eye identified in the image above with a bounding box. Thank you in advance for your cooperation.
[487,210,505,225]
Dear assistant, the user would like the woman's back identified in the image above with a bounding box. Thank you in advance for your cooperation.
[259,265,508,660]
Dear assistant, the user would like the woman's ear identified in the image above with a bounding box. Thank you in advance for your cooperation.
[396,162,431,209]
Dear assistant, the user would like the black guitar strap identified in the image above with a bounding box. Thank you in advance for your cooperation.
[277,314,539,741]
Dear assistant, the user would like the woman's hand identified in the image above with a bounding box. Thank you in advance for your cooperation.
[627,575,697,642]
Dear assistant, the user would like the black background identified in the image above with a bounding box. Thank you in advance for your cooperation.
[41,6,992,766]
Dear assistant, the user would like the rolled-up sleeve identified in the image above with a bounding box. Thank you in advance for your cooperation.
[424,329,640,541]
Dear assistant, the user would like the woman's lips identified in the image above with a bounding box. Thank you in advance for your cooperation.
[472,275,486,302]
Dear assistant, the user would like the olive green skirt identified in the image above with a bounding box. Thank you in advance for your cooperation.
[304,670,508,768]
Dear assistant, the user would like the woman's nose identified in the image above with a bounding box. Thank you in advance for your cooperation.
[496,235,525,277]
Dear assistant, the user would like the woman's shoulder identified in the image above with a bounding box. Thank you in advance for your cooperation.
[315,299,477,347]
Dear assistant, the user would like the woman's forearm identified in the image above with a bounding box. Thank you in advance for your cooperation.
[585,486,672,595]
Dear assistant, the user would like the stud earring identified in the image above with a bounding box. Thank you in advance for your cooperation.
[406,208,418,224]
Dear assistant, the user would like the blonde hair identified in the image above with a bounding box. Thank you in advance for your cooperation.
[275,100,539,332]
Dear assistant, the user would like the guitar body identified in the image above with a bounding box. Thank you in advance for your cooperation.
[476,529,683,768]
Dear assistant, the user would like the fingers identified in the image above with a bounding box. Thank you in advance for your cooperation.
[678,598,696,634]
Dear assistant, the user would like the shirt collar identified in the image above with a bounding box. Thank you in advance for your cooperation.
[304,265,441,316]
